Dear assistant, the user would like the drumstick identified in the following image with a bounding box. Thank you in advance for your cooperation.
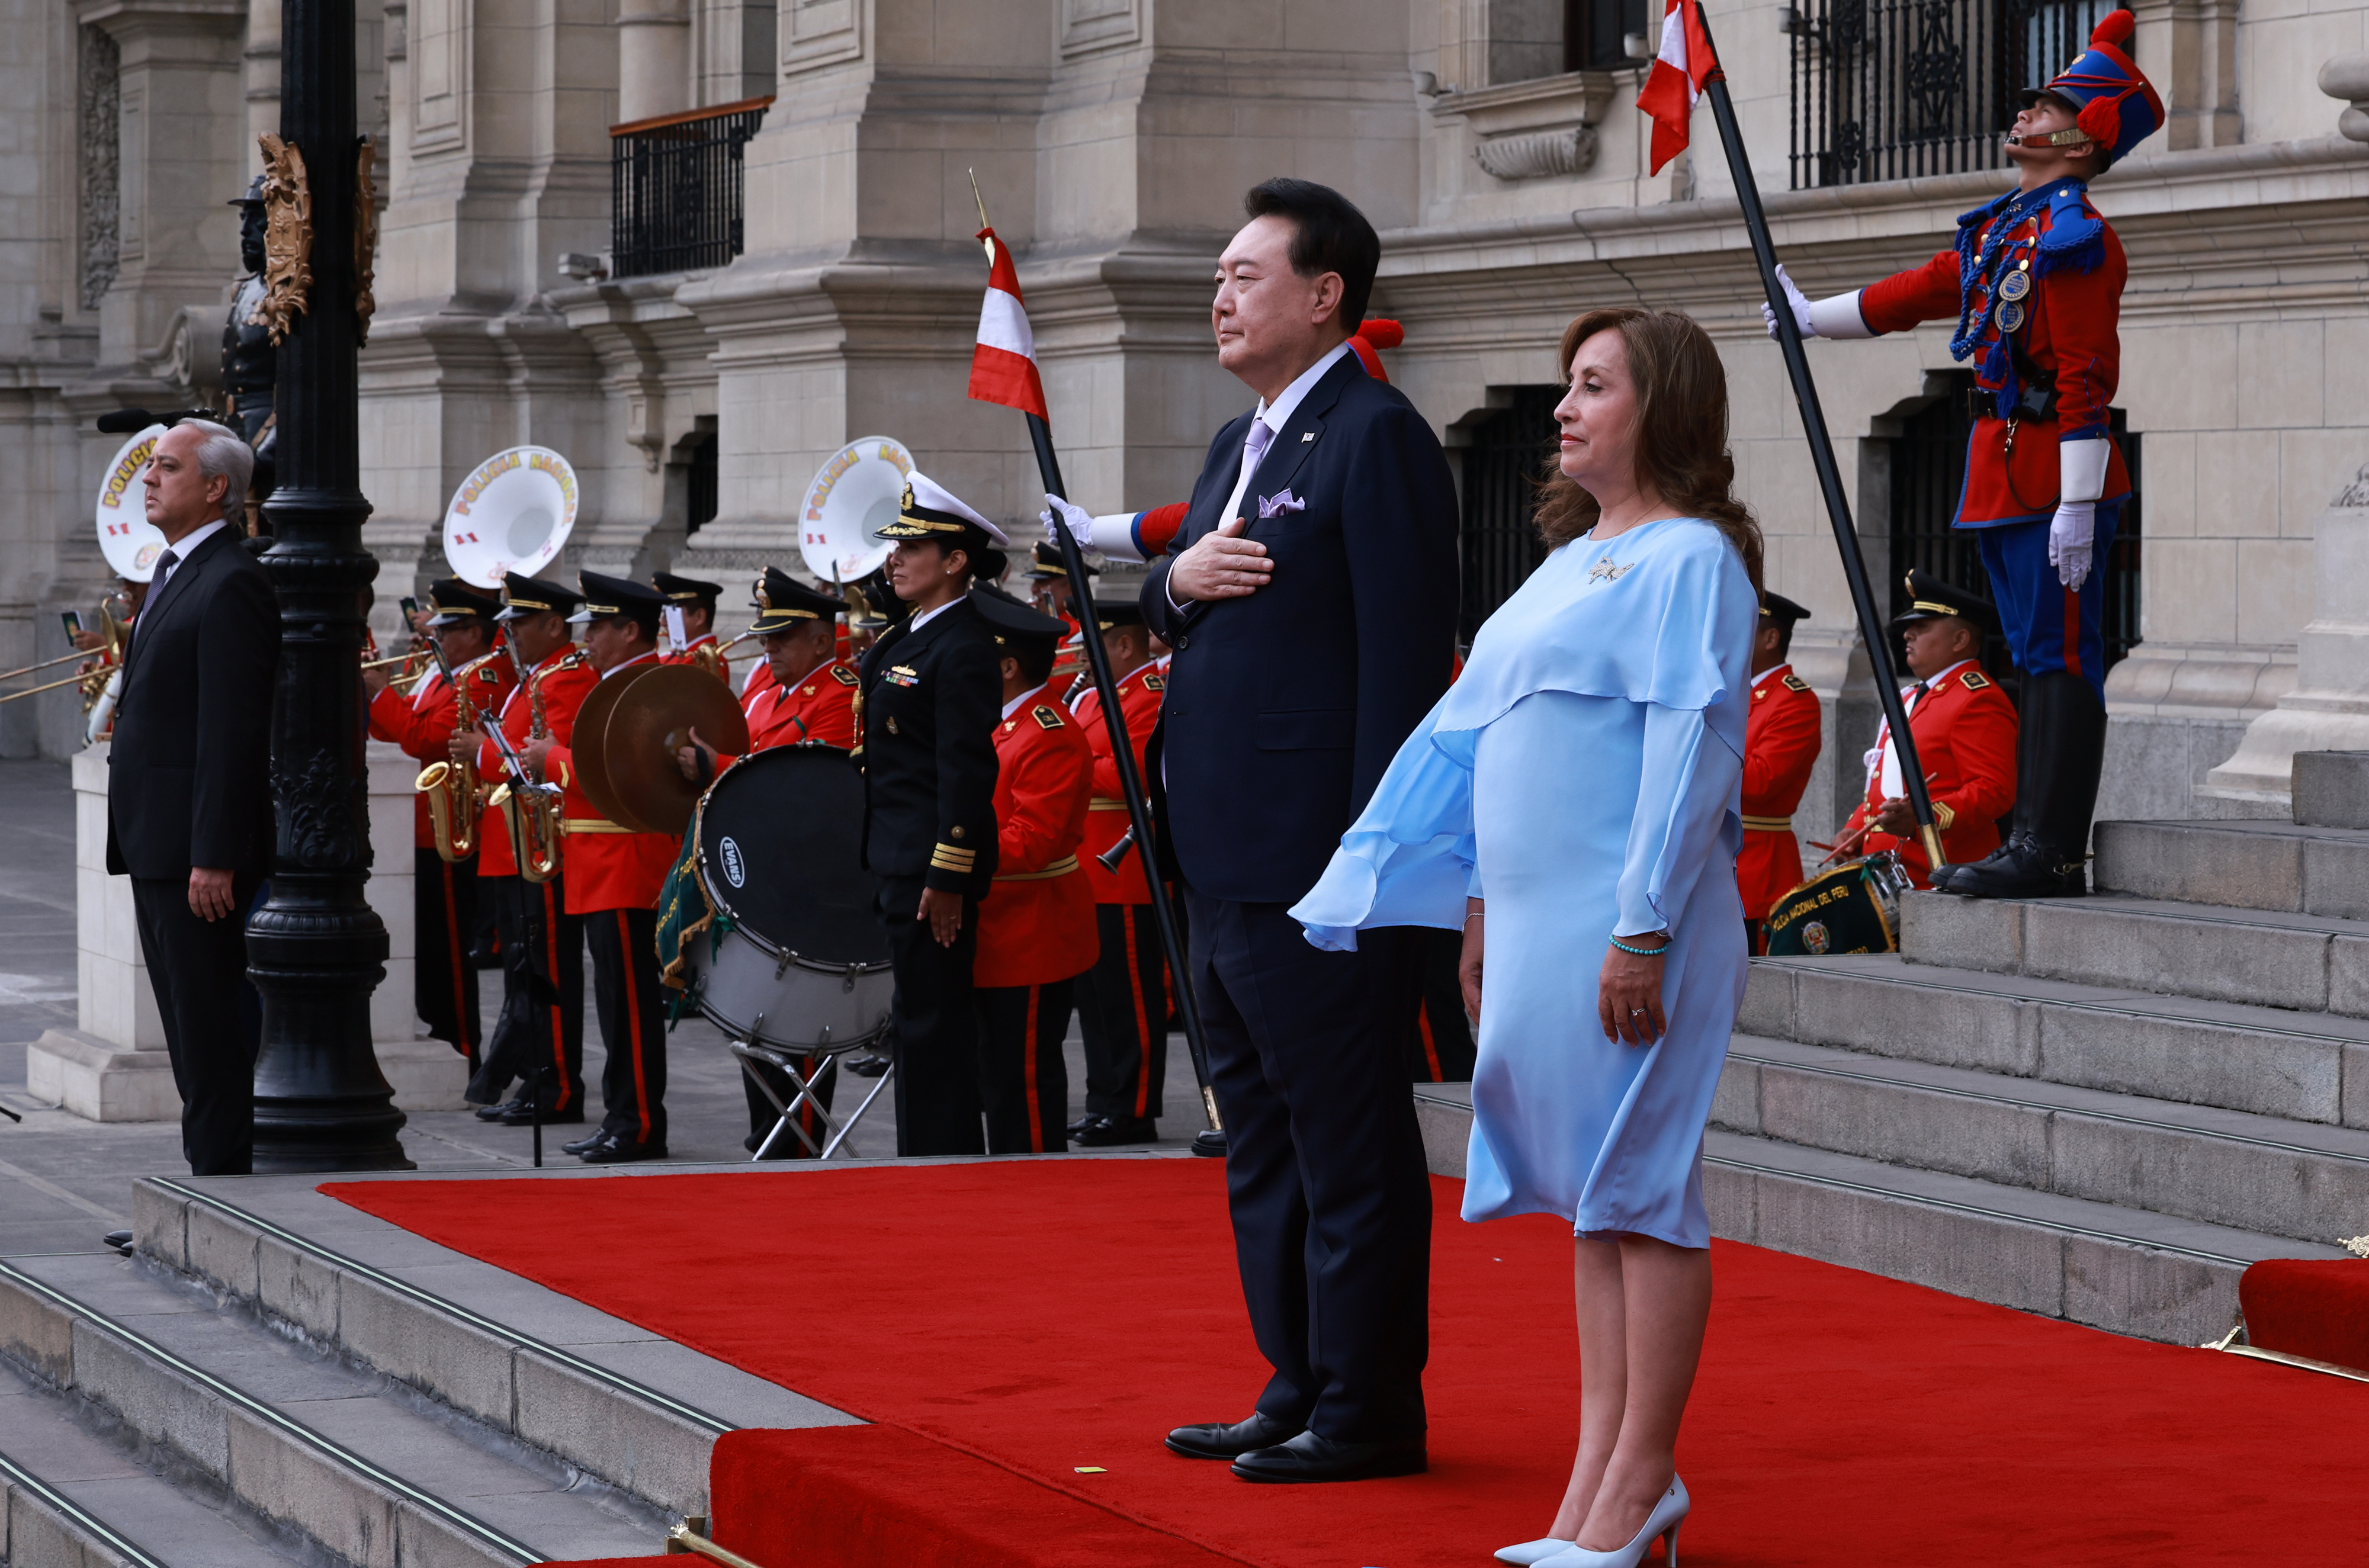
[1821,773,1938,865]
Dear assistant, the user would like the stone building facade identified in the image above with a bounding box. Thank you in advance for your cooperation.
[5,0,2367,849]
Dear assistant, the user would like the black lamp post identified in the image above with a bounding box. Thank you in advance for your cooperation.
[249,0,409,1171]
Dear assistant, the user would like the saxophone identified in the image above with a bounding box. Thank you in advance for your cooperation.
[508,650,583,885]
[415,651,497,863]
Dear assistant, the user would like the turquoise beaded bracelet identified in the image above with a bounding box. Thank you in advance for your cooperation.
[1609,936,1671,957]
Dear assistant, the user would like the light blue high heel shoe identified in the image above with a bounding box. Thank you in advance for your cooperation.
[1492,1538,1575,1566]
[1535,1476,1688,1568]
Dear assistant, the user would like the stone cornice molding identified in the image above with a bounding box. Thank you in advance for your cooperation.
[72,0,246,36]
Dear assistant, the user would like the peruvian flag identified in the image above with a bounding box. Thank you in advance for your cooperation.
[1637,0,1718,175]
[968,227,1050,422]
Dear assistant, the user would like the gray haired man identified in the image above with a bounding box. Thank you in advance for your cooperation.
[104,419,280,1174]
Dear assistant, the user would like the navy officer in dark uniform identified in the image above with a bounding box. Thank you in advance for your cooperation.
[858,473,1009,1156]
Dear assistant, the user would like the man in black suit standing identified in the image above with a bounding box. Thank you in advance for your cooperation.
[1138,179,1459,1483]
[105,419,280,1175]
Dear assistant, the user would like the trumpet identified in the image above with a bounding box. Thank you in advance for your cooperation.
[0,648,98,684]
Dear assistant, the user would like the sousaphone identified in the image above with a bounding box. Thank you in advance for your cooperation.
[93,425,173,582]
[442,445,578,588]
[799,436,913,586]
[573,663,750,835]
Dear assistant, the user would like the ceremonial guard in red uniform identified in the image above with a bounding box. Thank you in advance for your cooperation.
[1838,573,2020,889]
[1738,590,1821,949]
[651,570,731,688]
[365,578,513,1064]
[524,573,682,1163]
[1064,602,1170,1145]
[675,567,860,1156]
[467,574,597,1123]
[1771,9,2159,897]
[970,590,1096,1153]
[858,474,1008,1156]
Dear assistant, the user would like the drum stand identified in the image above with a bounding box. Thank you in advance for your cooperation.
[731,1014,891,1161]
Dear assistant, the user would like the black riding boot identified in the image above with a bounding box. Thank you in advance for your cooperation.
[1944,673,2104,899]
[1933,676,2043,892]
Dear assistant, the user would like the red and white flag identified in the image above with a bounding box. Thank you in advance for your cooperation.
[1636,0,1718,175]
[968,227,1050,423]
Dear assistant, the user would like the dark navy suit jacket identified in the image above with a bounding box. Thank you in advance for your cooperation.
[1144,352,1459,905]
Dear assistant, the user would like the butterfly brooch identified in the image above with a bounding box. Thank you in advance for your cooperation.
[1587,557,1636,584]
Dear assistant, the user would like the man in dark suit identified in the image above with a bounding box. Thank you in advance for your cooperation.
[105,419,280,1175]
[1137,179,1459,1483]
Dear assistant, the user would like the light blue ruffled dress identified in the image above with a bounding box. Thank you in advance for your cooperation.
[1292,517,1754,1247]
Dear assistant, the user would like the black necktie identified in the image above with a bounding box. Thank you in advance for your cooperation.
[155,549,179,583]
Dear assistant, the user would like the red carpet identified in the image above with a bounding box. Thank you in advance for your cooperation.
[2240,1259,2369,1373]
[328,1162,2367,1566]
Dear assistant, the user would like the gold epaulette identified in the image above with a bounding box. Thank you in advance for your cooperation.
[1781,673,1811,693]
[829,664,859,686]
[1142,672,1166,692]
[1031,704,1063,731]
[1960,670,1992,691]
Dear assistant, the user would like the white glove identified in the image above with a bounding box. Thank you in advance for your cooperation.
[1041,493,1094,551]
[2050,438,2110,591]
[1761,264,1816,340]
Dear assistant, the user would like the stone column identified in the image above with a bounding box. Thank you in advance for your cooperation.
[25,743,181,1121]
[2202,461,2369,809]
[74,0,248,392]
[617,0,691,124]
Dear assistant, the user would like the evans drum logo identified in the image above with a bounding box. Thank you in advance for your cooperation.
[718,836,747,888]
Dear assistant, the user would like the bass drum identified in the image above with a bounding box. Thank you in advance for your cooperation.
[683,744,893,1053]
[1763,853,1911,957]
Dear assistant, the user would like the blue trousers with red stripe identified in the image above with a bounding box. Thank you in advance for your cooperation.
[1972,498,2122,699]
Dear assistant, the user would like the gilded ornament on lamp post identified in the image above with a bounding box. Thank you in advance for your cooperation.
[354,136,377,346]
[253,132,313,346]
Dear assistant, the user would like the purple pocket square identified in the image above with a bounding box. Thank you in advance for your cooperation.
[1259,490,1305,519]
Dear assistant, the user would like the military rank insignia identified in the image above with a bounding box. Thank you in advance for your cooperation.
[830,664,859,686]
[1960,669,1993,690]
[1031,704,1063,730]
[1143,673,1166,692]
[1781,673,1812,693]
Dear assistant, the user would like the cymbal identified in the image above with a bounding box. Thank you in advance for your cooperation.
[589,663,750,836]
[569,670,643,831]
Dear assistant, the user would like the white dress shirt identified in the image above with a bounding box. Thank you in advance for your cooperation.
[907,597,959,636]
[155,519,232,587]
[1870,658,1976,798]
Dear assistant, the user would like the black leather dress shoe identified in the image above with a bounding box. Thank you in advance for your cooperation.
[1164,1411,1303,1461]
[844,1052,890,1078]
[473,1097,522,1122]
[560,1129,606,1155]
[1230,1431,1426,1484]
[577,1132,667,1164]
[497,1103,584,1127]
[102,1229,133,1254]
[1075,1114,1157,1147]
[1064,1113,1099,1138]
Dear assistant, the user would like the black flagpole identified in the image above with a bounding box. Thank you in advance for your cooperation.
[1022,415,1225,1156]
[1696,7,1946,871]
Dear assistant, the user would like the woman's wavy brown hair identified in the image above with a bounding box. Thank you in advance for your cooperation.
[1533,307,1764,590]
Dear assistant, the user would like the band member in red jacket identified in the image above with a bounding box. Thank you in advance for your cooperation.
[1837,573,2020,888]
[526,573,683,1163]
[673,567,861,1157]
[1768,11,2159,897]
[465,573,596,1124]
[1738,590,1822,950]
[365,578,513,1065]
[1065,602,1171,1145]
[652,570,731,688]
[970,590,1097,1153]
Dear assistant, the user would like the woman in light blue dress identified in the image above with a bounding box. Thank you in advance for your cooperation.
[1294,309,1758,1568]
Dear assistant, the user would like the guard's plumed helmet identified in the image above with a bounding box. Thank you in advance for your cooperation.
[2026,9,2163,168]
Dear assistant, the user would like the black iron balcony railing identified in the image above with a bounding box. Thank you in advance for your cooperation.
[1786,0,2111,189]
[610,95,771,279]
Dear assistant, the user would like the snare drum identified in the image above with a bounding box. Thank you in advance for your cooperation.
[1764,853,1911,957]
[680,745,893,1054]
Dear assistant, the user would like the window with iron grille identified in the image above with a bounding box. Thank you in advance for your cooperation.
[1457,388,1564,645]
[1886,371,2141,685]
[610,96,771,279]
[1787,0,2114,189]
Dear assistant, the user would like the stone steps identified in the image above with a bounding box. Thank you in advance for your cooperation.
[0,1168,860,1568]
[1742,954,2369,1128]
[0,1251,665,1566]
[1714,1033,2369,1245]
[2094,818,2369,918]
[1902,891,2369,1017]
[2,1352,311,1568]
